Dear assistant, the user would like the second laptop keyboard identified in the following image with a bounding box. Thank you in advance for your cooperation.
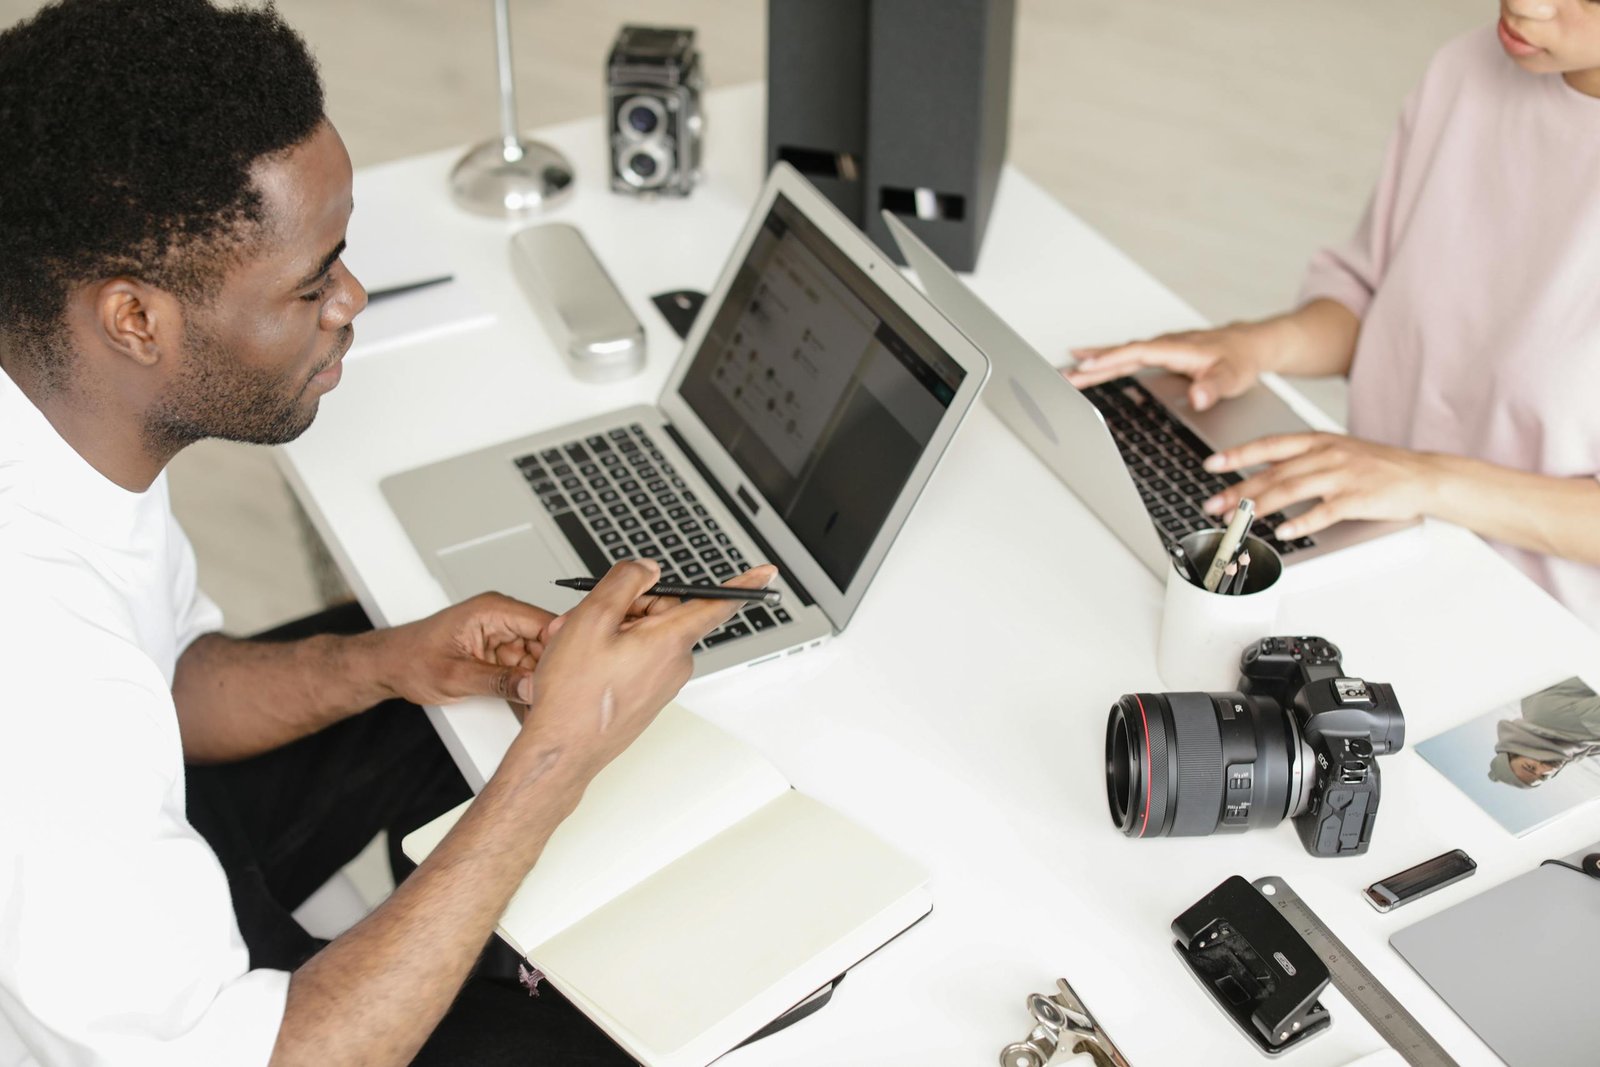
[1081,377,1316,559]
[513,422,794,651]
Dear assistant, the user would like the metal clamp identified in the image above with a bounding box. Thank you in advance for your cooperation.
[998,978,1132,1067]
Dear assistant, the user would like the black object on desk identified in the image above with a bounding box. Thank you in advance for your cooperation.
[1172,876,1331,1056]
[650,289,706,339]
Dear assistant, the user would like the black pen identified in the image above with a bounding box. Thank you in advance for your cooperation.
[365,274,455,303]
[553,577,781,606]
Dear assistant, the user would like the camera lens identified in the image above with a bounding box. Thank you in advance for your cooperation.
[1106,692,1306,839]
[629,152,658,179]
[627,105,659,135]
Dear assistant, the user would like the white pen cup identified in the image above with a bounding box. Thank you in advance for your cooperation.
[1157,530,1284,691]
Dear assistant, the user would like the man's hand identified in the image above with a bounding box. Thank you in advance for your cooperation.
[1199,432,1442,539]
[508,559,778,783]
[377,593,558,708]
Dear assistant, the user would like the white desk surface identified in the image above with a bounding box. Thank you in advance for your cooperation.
[279,84,1600,1066]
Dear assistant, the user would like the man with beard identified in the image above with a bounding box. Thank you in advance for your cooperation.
[0,1,772,1064]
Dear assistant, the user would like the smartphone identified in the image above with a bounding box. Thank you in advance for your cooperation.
[1365,849,1477,913]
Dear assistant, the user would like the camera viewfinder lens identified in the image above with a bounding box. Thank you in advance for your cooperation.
[627,105,658,135]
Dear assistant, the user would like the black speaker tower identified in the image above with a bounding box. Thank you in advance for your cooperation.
[766,0,1015,271]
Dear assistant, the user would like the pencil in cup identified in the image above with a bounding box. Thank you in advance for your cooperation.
[1173,531,1280,598]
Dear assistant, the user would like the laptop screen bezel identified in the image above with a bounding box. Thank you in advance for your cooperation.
[655,163,989,631]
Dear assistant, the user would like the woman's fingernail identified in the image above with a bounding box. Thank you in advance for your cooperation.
[1203,496,1225,514]
[1277,524,1296,540]
[1202,454,1224,472]
[516,676,533,703]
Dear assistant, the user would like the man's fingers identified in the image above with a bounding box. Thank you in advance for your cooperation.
[640,564,780,644]
[566,559,662,631]
[454,661,536,705]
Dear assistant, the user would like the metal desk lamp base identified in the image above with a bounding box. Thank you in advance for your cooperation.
[450,0,574,218]
[449,138,574,218]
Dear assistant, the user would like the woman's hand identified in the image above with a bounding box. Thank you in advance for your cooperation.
[1064,321,1279,412]
[1200,433,1442,539]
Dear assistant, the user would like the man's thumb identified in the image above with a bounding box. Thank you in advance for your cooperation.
[468,662,536,704]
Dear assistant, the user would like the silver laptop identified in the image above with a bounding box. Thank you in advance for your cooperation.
[381,164,989,676]
[883,211,1413,578]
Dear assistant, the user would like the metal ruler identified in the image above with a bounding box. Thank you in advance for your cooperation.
[1251,877,1457,1067]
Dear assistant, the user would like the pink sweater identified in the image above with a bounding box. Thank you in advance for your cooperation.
[1301,24,1600,632]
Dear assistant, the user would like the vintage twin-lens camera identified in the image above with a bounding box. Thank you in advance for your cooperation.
[1104,636,1406,857]
[606,25,703,196]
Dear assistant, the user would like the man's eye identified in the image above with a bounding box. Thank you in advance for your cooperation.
[300,277,332,303]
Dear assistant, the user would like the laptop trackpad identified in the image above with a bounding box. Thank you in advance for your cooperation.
[437,526,584,613]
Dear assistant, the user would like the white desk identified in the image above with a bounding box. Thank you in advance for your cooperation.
[279,84,1600,1066]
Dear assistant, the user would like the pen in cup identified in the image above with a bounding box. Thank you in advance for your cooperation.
[1202,498,1255,593]
[553,576,782,606]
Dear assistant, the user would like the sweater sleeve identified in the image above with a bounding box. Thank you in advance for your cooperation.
[1297,89,1420,320]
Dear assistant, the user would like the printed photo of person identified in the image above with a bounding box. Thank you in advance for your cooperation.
[1417,676,1600,836]
[1487,677,1600,788]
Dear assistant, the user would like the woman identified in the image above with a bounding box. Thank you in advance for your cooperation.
[1066,3,1600,630]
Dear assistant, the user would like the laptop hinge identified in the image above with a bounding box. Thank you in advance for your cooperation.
[660,423,816,608]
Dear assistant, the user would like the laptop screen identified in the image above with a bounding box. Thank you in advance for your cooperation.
[678,194,967,588]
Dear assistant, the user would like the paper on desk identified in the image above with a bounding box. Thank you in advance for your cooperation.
[347,277,496,359]
[340,206,495,359]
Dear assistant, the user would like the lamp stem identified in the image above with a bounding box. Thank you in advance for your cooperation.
[494,0,522,162]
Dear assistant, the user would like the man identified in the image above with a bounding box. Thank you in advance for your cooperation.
[0,1,772,1063]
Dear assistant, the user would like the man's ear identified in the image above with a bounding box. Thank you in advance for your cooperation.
[91,278,180,368]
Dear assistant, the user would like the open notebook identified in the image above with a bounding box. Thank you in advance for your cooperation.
[402,704,932,1067]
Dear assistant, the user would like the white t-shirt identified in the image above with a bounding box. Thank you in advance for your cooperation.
[0,365,288,1065]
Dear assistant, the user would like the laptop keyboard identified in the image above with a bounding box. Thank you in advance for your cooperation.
[513,422,795,652]
[1081,377,1317,559]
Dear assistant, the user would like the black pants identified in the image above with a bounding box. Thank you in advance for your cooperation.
[184,603,636,1065]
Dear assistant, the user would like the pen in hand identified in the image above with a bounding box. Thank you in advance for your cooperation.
[553,576,782,607]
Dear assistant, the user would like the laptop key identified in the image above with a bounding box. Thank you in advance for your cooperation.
[661,533,682,549]
[650,520,672,535]
[608,503,628,518]
[600,530,622,546]
[682,562,706,579]
[774,607,792,624]
[552,510,614,576]
[712,563,736,580]
[571,490,592,506]
[670,548,695,564]
[541,449,563,463]
[698,547,721,563]
[628,493,649,507]
[629,531,651,546]
[583,506,604,521]
[640,545,664,560]
[702,628,745,649]
[541,494,568,513]
[609,546,632,560]
[587,435,611,452]
[746,606,776,631]
[620,517,641,532]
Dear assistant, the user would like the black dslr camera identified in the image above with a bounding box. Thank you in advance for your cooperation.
[1105,637,1405,857]
[605,25,703,196]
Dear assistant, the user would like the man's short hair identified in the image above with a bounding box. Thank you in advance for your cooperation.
[0,0,325,380]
